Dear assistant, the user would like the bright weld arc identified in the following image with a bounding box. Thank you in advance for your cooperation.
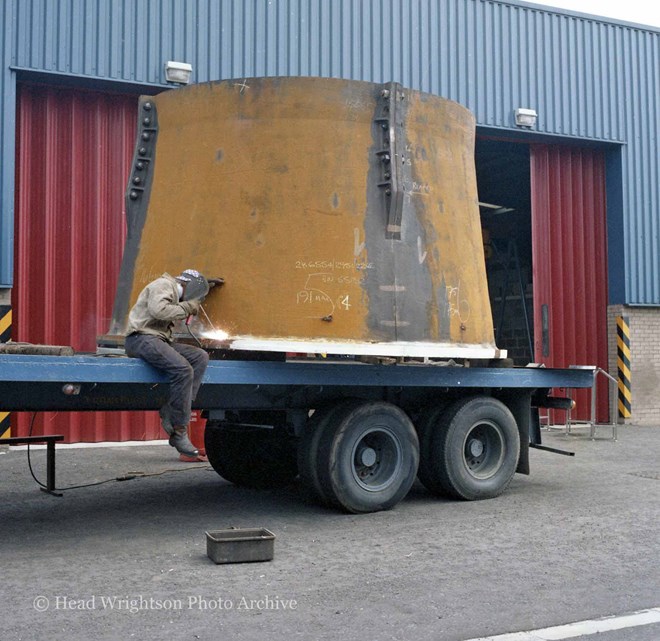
[201,329,230,341]
[198,304,230,341]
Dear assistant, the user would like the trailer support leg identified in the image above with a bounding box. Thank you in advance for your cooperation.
[0,435,64,496]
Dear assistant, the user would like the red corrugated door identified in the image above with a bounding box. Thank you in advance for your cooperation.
[531,145,609,422]
[13,83,161,442]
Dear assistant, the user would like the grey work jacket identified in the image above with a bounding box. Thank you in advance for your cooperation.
[125,273,199,342]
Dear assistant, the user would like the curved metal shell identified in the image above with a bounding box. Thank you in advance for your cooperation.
[112,77,501,358]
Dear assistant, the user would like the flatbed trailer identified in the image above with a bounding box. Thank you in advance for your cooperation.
[0,352,593,513]
[1,77,596,512]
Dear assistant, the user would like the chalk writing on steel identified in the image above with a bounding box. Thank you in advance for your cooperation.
[417,237,428,265]
[294,259,374,270]
[354,228,366,257]
[446,281,470,323]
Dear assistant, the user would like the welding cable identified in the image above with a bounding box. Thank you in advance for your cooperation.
[186,320,204,348]
[25,412,116,491]
[25,412,210,493]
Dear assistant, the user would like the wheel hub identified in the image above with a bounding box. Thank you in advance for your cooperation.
[359,446,378,467]
[468,438,484,458]
[351,426,403,492]
[462,420,505,480]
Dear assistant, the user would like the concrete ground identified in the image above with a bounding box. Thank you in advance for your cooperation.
[1,423,659,641]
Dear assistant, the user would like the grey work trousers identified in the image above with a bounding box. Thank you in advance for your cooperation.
[125,333,209,427]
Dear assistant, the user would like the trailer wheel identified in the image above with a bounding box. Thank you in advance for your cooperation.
[204,421,298,490]
[315,401,419,513]
[297,401,362,506]
[422,396,520,500]
[415,402,448,491]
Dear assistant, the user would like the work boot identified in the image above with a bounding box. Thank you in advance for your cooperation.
[159,406,174,436]
[169,426,199,457]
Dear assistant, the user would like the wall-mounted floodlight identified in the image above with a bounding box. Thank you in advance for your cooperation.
[164,61,193,85]
[479,202,515,215]
[514,108,537,128]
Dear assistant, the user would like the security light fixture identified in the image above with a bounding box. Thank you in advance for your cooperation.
[164,60,193,85]
[514,108,537,128]
[479,202,515,215]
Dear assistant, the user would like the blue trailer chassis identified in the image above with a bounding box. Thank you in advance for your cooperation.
[0,354,594,413]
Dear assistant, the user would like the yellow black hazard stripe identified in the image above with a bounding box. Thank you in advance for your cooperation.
[617,316,631,419]
[0,305,10,343]
[0,412,9,438]
[0,306,11,437]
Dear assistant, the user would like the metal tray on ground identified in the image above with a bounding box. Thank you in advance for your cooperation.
[205,528,275,564]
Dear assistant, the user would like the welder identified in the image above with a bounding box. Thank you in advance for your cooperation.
[124,269,224,457]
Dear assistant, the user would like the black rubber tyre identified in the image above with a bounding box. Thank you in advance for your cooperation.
[422,396,520,500]
[315,401,419,513]
[297,400,362,506]
[204,421,298,489]
[415,402,448,491]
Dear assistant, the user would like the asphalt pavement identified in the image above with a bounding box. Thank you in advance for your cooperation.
[1,423,659,641]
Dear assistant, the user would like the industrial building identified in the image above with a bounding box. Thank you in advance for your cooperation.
[0,0,658,441]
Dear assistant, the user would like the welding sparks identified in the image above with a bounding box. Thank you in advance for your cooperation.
[201,329,230,341]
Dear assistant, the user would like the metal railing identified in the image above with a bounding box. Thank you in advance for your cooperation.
[566,365,618,440]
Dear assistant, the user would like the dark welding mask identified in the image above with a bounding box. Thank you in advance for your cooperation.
[176,269,210,301]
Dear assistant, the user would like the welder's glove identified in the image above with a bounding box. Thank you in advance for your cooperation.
[207,278,225,289]
[181,299,201,316]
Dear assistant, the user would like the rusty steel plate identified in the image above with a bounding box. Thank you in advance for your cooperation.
[111,77,502,359]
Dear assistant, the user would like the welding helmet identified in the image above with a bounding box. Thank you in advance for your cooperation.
[176,269,210,301]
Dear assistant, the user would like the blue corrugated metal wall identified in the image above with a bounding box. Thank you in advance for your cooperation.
[0,0,15,288]
[1,0,659,302]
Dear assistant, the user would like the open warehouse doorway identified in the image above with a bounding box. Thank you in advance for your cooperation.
[475,138,609,422]
[476,140,534,366]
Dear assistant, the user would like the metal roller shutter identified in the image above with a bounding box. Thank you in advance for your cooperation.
[13,83,161,442]
[531,144,609,422]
